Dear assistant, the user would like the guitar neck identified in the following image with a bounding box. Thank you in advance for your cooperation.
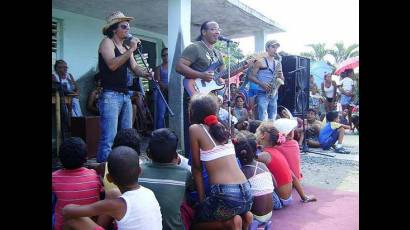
[215,60,246,80]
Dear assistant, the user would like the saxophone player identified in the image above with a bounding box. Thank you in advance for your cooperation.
[248,40,285,121]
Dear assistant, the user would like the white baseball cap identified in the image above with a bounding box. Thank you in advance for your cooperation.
[273,118,298,136]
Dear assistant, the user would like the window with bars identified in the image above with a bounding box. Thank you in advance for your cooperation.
[52,20,59,71]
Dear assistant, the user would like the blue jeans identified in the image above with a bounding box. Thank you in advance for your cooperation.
[96,90,133,163]
[154,89,167,129]
[71,97,83,117]
[272,191,293,210]
[272,190,283,210]
[253,90,278,121]
[340,94,353,106]
[195,182,253,222]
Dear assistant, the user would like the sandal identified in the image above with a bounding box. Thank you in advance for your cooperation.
[301,195,317,203]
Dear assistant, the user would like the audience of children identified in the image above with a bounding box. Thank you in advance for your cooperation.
[62,146,163,230]
[319,110,351,154]
[139,128,193,230]
[188,93,253,230]
[53,95,327,229]
[52,137,102,230]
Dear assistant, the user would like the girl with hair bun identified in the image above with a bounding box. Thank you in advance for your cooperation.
[234,131,274,228]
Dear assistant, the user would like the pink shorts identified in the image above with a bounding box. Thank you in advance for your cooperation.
[94,226,105,230]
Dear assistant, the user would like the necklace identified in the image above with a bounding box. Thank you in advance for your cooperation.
[200,40,216,62]
[201,40,213,51]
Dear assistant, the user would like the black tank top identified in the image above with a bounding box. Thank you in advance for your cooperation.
[98,41,131,93]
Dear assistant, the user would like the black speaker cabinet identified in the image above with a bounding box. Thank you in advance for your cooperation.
[71,116,100,159]
[278,55,310,116]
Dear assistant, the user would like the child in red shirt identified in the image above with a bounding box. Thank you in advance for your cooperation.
[256,121,293,209]
[273,118,317,203]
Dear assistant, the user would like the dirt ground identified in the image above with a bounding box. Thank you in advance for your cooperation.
[300,134,359,192]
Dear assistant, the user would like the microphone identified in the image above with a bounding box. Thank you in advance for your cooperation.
[124,34,141,47]
[218,36,238,44]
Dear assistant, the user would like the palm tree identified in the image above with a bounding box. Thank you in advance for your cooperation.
[328,42,359,65]
[299,43,330,61]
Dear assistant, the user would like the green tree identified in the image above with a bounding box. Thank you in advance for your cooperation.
[328,42,359,64]
[213,41,245,68]
[299,43,330,61]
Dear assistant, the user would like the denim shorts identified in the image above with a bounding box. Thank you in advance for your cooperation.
[340,94,353,106]
[272,191,293,209]
[195,181,253,222]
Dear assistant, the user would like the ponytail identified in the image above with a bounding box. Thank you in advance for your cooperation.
[204,115,230,144]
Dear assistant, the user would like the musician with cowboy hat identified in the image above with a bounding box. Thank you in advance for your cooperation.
[96,11,152,163]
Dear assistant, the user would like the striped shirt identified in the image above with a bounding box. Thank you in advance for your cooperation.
[52,167,102,230]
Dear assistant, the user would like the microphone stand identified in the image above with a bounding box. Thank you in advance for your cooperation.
[135,46,174,117]
[226,40,233,136]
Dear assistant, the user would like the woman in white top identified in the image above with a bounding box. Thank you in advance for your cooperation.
[321,73,337,112]
[189,93,253,230]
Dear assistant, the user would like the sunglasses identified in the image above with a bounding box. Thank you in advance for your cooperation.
[119,24,130,30]
[208,28,222,33]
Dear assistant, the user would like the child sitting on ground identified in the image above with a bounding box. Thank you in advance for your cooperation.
[248,120,262,134]
[139,128,193,230]
[319,110,351,154]
[233,94,249,121]
[234,131,274,228]
[96,128,190,196]
[234,117,249,132]
[52,137,102,230]
[255,121,293,209]
[339,109,350,126]
[273,118,317,203]
[62,146,163,230]
[189,93,253,230]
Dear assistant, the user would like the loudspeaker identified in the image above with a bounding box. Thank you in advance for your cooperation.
[71,116,100,159]
[278,55,310,116]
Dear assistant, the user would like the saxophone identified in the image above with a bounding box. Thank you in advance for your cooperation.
[267,53,284,97]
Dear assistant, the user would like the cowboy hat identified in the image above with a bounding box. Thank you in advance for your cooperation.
[102,11,134,34]
[273,118,298,136]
